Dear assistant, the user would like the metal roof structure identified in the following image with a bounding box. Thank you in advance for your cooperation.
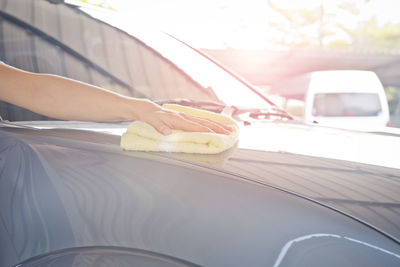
[203,49,400,89]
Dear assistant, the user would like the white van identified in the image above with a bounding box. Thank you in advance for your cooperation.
[303,70,390,131]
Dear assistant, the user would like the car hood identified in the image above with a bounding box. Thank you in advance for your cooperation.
[2,120,400,237]
[1,120,400,266]
[238,120,400,169]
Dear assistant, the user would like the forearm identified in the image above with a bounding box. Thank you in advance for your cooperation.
[28,73,142,121]
[0,64,155,121]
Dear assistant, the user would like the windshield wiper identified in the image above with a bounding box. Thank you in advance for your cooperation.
[230,106,294,121]
[155,99,293,121]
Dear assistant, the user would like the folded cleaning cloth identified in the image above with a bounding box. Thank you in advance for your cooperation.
[120,104,239,154]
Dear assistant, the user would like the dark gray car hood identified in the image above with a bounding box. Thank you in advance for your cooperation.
[1,121,400,266]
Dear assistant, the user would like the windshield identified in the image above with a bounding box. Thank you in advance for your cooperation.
[0,1,273,122]
[312,93,382,117]
[80,7,272,109]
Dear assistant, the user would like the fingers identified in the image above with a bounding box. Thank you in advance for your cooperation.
[154,121,173,135]
[163,114,214,134]
[141,111,174,135]
[181,113,232,134]
[142,109,233,135]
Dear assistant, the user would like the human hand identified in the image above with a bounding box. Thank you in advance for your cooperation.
[136,101,232,135]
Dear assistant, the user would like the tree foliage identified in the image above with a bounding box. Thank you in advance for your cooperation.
[343,18,400,53]
[266,0,325,48]
[266,0,400,53]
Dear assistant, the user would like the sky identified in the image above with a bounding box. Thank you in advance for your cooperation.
[71,0,400,49]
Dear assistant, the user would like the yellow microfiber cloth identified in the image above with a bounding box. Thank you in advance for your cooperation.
[120,104,239,154]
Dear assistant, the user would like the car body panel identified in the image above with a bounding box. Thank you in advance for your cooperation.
[16,247,201,267]
[238,120,400,169]
[1,121,400,266]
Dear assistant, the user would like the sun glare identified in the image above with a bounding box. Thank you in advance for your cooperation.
[79,0,400,50]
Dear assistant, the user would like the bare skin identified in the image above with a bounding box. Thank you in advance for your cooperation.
[0,63,231,135]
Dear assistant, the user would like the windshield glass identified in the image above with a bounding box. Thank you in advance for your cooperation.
[0,1,273,122]
[80,8,271,109]
[312,93,382,117]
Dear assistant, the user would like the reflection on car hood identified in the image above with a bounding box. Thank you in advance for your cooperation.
[239,120,400,169]
[16,246,199,267]
[163,121,400,243]
[1,120,400,266]
[3,120,400,238]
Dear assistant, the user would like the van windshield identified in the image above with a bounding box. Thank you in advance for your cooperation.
[312,93,382,117]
